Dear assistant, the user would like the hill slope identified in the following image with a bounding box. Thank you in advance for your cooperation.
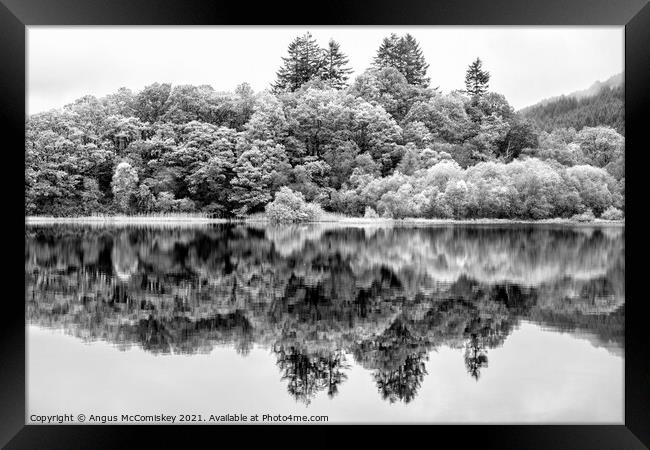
[520,73,624,135]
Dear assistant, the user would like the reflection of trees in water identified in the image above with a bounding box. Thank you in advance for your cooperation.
[464,334,489,381]
[352,319,429,403]
[25,224,624,404]
[112,232,139,282]
[274,346,349,404]
[375,352,428,404]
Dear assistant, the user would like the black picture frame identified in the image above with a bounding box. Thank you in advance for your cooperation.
[2,1,649,448]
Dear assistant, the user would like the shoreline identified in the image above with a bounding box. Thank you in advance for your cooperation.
[25,215,625,227]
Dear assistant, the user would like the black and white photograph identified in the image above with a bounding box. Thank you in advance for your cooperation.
[24,25,626,425]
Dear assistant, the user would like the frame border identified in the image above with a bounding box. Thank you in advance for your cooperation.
[2,0,649,447]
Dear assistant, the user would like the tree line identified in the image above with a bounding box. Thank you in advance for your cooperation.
[521,84,624,135]
[25,32,625,219]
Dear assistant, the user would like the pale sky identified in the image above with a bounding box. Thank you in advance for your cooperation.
[27,26,624,115]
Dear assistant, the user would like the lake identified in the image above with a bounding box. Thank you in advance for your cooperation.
[25,223,624,424]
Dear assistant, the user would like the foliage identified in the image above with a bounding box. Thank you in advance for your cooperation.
[265,187,324,223]
[24,36,624,219]
[600,206,623,220]
[273,33,352,93]
[465,58,490,98]
[230,140,291,216]
[570,210,596,222]
[364,206,379,218]
[349,67,433,122]
[521,85,624,135]
[320,39,353,89]
[111,162,139,212]
[336,157,621,220]
[373,34,430,87]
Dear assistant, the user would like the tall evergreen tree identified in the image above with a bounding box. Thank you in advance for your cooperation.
[373,33,430,87]
[374,34,402,72]
[273,32,324,93]
[465,58,490,98]
[319,39,353,89]
[400,34,430,87]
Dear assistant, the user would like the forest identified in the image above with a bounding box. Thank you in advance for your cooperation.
[25,32,625,220]
[521,84,624,135]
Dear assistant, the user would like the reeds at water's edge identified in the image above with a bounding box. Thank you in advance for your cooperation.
[25,213,624,229]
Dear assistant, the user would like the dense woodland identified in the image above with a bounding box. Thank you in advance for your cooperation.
[521,84,624,135]
[25,32,625,219]
[26,225,624,403]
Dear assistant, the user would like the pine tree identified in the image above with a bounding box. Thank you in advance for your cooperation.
[273,32,324,93]
[465,58,490,98]
[319,39,353,89]
[401,34,430,87]
[374,34,402,72]
[373,33,430,87]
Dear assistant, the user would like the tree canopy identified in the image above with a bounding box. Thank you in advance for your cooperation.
[373,33,430,87]
[273,33,352,93]
[25,33,625,220]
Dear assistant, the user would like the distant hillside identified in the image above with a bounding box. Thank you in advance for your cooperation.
[520,73,624,135]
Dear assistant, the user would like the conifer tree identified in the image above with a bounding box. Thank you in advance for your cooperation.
[374,34,402,72]
[273,32,324,93]
[373,33,430,87]
[465,57,491,98]
[401,34,430,87]
[319,39,353,89]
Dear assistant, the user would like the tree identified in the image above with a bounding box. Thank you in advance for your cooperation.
[149,122,238,205]
[134,83,171,123]
[465,91,514,124]
[319,39,353,89]
[161,84,219,124]
[111,161,139,212]
[348,67,434,122]
[186,150,237,214]
[374,34,401,72]
[404,92,472,143]
[576,126,624,167]
[285,88,401,166]
[229,83,257,130]
[273,32,324,93]
[288,157,331,202]
[523,127,583,166]
[565,164,621,216]
[401,34,430,87]
[103,87,136,117]
[265,187,323,223]
[373,34,430,86]
[497,119,539,161]
[135,183,156,212]
[244,92,289,142]
[229,140,291,215]
[465,58,490,98]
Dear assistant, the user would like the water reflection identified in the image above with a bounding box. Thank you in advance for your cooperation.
[25,224,624,407]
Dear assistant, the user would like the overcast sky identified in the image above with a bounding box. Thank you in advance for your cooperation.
[27,26,623,115]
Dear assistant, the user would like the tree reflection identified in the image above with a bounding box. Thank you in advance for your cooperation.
[25,223,625,404]
[374,352,428,404]
[274,346,349,404]
[464,334,489,381]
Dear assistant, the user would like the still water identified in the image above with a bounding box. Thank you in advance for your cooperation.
[26,223,624,423]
